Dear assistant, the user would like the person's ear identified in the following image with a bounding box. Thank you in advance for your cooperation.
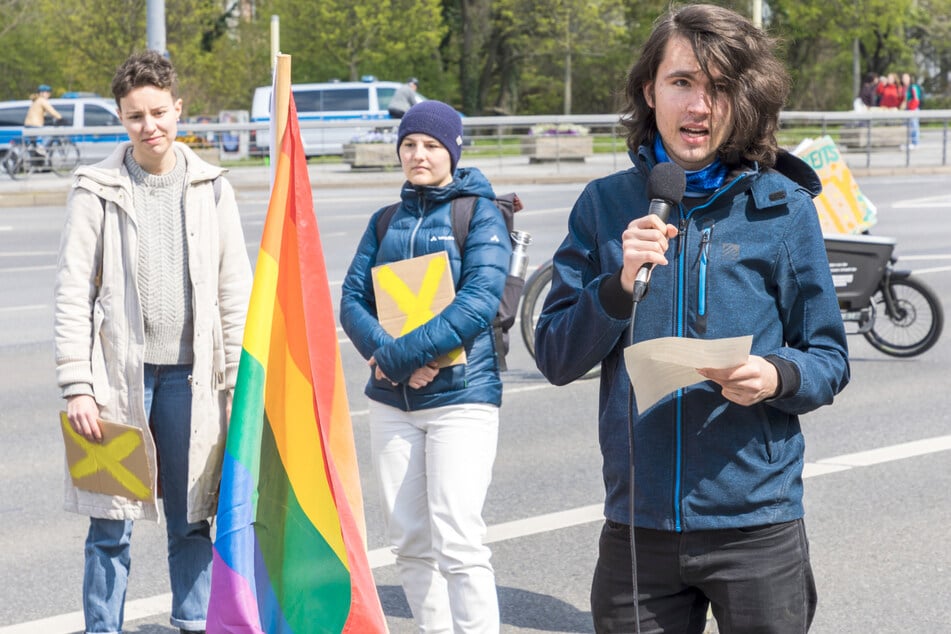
[643,82,655,109]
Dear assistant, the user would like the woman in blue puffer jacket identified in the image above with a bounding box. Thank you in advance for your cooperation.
[340,100,511,633]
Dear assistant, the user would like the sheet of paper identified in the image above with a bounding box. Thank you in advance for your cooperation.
[623,335,753,413]
[59,411,153,501]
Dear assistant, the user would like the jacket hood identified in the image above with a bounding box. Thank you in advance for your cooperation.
[399,166,496,211]
[772,150,822,195]
[630,145,822,210]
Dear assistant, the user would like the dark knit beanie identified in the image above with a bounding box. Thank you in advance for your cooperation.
[396,100,464,172]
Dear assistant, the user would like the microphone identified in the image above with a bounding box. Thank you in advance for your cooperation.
[632,162,686,302]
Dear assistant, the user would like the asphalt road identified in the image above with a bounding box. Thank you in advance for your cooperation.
[0,173,949,633]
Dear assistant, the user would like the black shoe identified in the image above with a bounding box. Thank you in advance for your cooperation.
[180,630,205,634]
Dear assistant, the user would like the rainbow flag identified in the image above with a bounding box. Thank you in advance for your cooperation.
[207,96,387,633]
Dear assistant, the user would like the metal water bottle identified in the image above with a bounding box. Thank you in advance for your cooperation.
[509,230,533,279]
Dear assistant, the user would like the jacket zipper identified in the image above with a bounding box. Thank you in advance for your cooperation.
[672,191,730,531]
[674,209,690,532]
[670,174,753,530]
[403,196,427,408]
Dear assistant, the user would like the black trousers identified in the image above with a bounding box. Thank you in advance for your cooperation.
[591,519,817,634]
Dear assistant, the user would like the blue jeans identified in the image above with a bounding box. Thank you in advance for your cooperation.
[591,519,817,634]
[83,364,212,633]
[907,115,920,146]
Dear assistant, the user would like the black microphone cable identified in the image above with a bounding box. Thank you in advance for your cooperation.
[625,162,685,633]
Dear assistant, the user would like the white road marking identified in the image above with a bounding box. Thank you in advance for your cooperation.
[0,265,54,273]
[4,433,950,634]
[0,304,47,313]
[892,195,951,209]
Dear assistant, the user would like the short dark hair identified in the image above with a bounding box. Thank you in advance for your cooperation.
[111,51,177,108]
[619,3,790,167]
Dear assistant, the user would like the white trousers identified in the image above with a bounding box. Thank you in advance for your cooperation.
[369,400,501,634]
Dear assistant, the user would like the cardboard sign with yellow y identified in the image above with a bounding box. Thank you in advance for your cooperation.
[372,250,466,367]
[59,411,153,501]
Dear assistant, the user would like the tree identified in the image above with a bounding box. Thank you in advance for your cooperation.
[256,0,449,100]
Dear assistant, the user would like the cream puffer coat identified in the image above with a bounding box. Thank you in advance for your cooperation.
[54,142,252,523]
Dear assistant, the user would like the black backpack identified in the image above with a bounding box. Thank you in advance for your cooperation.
[375,193,524,371]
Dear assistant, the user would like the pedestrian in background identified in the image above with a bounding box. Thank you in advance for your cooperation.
[340,100,511,633]
[858,71,879,109]
[876,72,903,109]
[55,50,252,634]
[387,77,422,119]
[533,4,850,632]
[901,72,922,149]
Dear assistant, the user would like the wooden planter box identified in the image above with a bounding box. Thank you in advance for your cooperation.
[838,123,907,149]
[343,143,400,169]
[521,135,593,162]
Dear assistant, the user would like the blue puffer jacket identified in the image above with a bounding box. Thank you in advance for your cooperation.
[535,148,850,531]
[340,167,511,411]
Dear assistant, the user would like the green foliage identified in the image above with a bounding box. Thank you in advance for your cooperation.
[0,0,947,116]
[256,0,447,97]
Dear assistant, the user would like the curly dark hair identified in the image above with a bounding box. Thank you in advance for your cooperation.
[111,50,178,108]
[619,3,790,168]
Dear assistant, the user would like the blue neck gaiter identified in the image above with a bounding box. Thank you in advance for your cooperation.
[653,136,728,197]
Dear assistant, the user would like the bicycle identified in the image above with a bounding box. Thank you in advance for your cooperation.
[520,234,943,369]
[519,260,602,379]
[826,233,943,357]
[2,128,80,180]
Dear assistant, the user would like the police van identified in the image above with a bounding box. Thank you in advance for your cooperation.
[250,79,416,157]
[0,96,126,163]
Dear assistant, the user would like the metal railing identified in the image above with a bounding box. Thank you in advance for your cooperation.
[12,109,951,172]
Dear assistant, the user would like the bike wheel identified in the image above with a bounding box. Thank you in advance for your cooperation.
[519,260,601,379]
[2,147,26,180]
[48,140,80,176]
[863,275,944,357]
[520,260,553,360]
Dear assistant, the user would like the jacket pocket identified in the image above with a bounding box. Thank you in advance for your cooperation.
[212,302,226,391]
[695,225,713,335]
[91,299,112,405]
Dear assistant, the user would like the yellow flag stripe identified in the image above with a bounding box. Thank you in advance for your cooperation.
[264,299,348,565]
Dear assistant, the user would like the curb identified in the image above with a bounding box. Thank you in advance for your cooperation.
[3,160,951,209]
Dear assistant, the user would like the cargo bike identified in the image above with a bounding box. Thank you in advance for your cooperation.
[519,235,943,368]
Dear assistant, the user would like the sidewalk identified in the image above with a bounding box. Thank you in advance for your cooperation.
[2,146,948,209]
[0,153,624,209]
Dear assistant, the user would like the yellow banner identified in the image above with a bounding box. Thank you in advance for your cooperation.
[793,135,877,235]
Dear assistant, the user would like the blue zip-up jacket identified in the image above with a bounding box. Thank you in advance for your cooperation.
[535,149,850,531]
[340,167,511,411]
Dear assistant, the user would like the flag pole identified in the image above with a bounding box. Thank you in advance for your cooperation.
[269,54,292,185]
[273,54,291,150]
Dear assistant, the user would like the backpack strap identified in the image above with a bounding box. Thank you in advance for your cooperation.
[450,196,477,250]
[375,202,401,244]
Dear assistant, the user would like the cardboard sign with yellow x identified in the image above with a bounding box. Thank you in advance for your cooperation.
[372,251,466,367]
[59,411,153,501]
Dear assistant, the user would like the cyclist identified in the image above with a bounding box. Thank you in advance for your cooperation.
[24,84,63,156]
[25,84,63,127]
[387,77,422,119]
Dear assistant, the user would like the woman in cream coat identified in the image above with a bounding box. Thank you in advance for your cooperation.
[54,51,251,634]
